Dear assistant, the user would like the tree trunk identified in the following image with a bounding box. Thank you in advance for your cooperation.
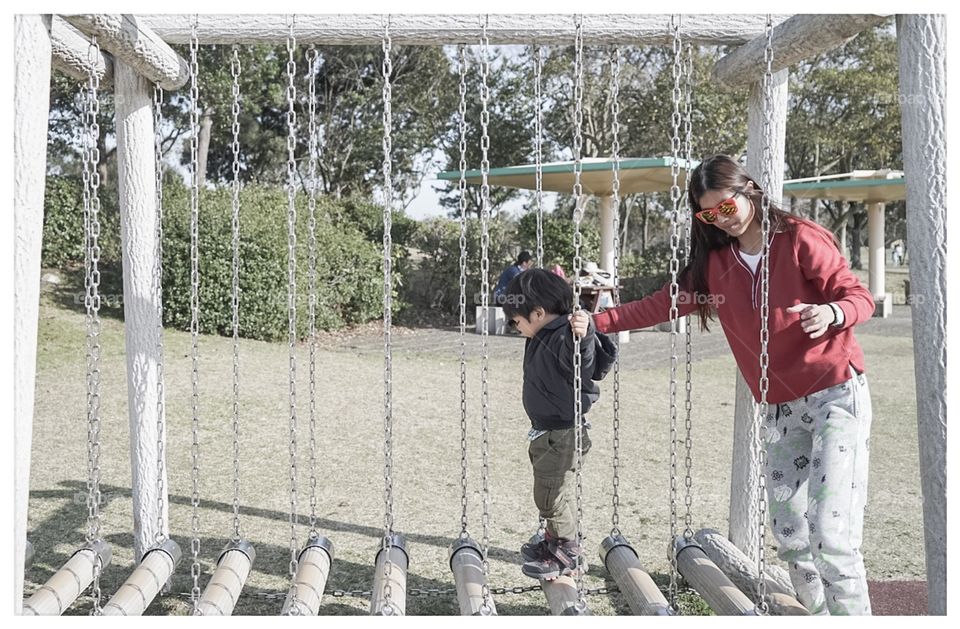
[849,203,866,270]
[197,109,213,189]
[640,194,649,255]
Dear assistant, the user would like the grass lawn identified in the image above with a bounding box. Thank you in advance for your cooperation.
[25,276,924,615]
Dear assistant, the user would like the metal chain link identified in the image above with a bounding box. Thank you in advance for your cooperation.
[152,83,168,550]
[570,14,587,615]
[380,16,396,615]
[188,18,203,615]
[756,14,775,615]
[608,46,623,538]
[82,33,104,616]
[283,16,302,616]
[666,13,684,608]
[456,44,471,540]
[176,583,622,601]
[533,44,544,268]
[305,44,320,539]
[229,44,244,544]
[681,41,695,542]
[476,16,493,615]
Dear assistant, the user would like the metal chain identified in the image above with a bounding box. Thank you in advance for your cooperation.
[756,14,775,615]
[380,16,396,615]
[153,82,168,550]
[681,41,695,541]
[188,18,202,614]
[609,46,623,538]
[175,583,622,601]
[305,44,320,539]
[666,13,684,608]
[456,44,470,540]
[82,33,104,616]
[570,14,587,614]
[476,16,493,616]
[283,17,301,615]
[533,44,544,268]
[230,45,243,543]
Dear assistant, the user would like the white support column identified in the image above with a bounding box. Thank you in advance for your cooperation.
[867,202,891,317]
[114,59,169,561]
[729,68,788,560]
[599,195,615,273]
[14,14,52,615]
[897,13,946,616]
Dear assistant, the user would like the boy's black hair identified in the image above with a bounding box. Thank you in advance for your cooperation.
[517,250,532,265]
[501,268,573,320]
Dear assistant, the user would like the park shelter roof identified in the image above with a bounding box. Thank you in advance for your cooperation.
[437,157,700,196]
[783,170,905,203]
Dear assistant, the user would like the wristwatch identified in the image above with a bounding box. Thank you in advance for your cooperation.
[827,302,844,328]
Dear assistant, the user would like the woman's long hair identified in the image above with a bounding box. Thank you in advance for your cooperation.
[681,154,799,331]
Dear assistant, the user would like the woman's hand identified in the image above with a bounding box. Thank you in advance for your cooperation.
[569,309,592,338]
[786,302,835,339]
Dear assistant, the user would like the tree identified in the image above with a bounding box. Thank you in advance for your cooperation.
[436,48,540,218]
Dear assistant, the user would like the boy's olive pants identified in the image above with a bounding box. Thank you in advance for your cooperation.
[528,427,592,541]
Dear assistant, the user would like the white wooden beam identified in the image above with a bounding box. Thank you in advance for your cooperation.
[61,14,188,90]
[14,13,52,616]
[712,14,890,88]
[50,15,113,87]
[138,14,790,46]
[114,58,170,561]
[728,68,789,563]
[896,13,946,616]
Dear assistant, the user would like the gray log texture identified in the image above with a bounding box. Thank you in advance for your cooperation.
[61,14,188,90]
[897,13,946,616]
[50,16,113,86]
[115,59,170,562]
[138,14,789,46]
[14,13,52,616]
[713,14,891,88]
[693,528,808,615]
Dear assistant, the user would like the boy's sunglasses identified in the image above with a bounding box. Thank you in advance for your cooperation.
[695,191,742,224]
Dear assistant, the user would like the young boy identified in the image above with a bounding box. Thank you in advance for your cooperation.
[501,268,617,580]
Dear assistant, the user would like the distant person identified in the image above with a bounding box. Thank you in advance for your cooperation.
[501,268,617,580]
[493,251,533,305]
[892,242,903,266]
[550,263,566,279]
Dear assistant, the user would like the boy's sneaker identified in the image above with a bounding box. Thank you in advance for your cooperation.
[520,532,551,562]
[521,539,588,581]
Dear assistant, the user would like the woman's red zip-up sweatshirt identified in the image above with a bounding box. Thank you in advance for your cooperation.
[593,219,874,404]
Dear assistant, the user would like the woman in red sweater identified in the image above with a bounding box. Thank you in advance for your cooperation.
[572,154,874,615]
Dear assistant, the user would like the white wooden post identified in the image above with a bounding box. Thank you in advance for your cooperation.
[115,59,169,560]
[729,68,788,560]
[14,13,52,615]
[897,13,946,616]
[599,194,615,273]
[867,202,891,317]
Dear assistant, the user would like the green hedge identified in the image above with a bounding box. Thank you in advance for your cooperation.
[42,175,406,340]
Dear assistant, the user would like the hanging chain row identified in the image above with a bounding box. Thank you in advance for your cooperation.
[187,17,203,615]
[608,45,623,538]
[666,13,684,608]
[230,44,244,544]
[82,32,105,616]
[756,14,775,615]
[152,82,168,551]
[570,14,587,615]
[476,16,494,616]
[456,44,470,540]
[380,16,397,615]
[305,44,321,539]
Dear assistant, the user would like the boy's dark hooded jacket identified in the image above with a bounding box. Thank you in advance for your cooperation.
[521,316,618,431]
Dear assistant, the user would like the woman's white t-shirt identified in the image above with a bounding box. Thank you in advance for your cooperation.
[739,249,762,274]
